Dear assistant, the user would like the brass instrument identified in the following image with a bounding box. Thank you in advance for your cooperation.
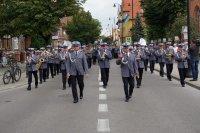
[36,51,46,70]
[136,49,142,60]
[99,49,107,60]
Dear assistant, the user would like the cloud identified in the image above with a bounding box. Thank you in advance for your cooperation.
[83,0,121,36]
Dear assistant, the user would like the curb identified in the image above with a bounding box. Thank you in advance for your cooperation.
[154,68,200,90]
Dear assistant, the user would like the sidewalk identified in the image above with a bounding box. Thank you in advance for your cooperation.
[154,63,200,90]
[0,63,27,91]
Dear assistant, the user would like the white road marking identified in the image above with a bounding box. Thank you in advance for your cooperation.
[99,94,107,100]
[97,119,110,132]
[98,104,108,112]
[99,82,103,86]
[99,87,106,92]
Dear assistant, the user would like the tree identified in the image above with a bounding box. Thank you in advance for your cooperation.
[132,13,144,42]
[0,0,82,45]
[65,10,101,44]
[142,0,187,40]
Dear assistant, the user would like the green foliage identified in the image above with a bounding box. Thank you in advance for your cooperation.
[65,10,101,44]
[142,0,187,40]
[132,13,144,42]
[100,36,113,44]
[0,0,81,45]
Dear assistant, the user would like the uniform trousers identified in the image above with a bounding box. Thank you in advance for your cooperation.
[178,68,187,86]
[149,60,155,73]
[166,64,173,80]
[159,62,165,77]
[28,71,38,88]
[136,68,144,86]
[87,58,92,69]
[71,75,84,101]
[61,70,67,88]
[144,59,149,71]
[54,63,60,75]
[100,68,109,86]
[122,76,135,99]
[39,68,47,83]
[47,63,54,78]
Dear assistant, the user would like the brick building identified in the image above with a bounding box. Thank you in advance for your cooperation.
[190,0,200,31]
[119,0,143,43]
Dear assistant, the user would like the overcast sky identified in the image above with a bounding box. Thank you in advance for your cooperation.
[83,0,121,36]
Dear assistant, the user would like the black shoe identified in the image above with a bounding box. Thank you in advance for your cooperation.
[80,96,83,99]
[73,99,79,103]
[35,85,38,88]
[190,79,197,81]
[44,80,46,82]
[103,85,107,89]
[182,84,185,87]
[137,85,140,88]
[125,99,129,102]
[62,86,66,90]
[129,95,132,99]
[27,86,31,91]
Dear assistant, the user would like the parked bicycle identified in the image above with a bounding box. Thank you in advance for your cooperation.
[3,58,21,84]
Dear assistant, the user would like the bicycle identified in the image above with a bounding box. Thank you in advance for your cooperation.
[3,58,22,84]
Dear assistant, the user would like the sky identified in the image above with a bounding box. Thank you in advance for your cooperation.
[83,0,121,36]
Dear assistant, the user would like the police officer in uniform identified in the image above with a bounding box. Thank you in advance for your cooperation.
[97,43,112,88]
[148,44,156,73]
[26,48,38,90]
[116,44,138,102]
[175,44,189,87]
[85,45,93,69]
[39,47,48,84]
[67,41,88,103]
[165,42,175,81]
[135,44,145,88]
[46,45,55,79]
[156,43,166,77]
[59,44,69,90]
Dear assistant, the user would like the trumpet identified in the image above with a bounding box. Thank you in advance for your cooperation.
[136,49,142,60]
[99,49,107,60]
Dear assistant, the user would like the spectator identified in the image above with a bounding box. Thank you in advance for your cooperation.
[189,39,200,81]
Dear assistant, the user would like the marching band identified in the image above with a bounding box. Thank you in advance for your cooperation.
[25,40,199,103]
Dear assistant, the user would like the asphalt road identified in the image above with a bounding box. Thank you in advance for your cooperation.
[0,61,200,133]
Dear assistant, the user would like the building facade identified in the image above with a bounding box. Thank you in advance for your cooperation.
[119,0,143,43]
[190,0,200,31]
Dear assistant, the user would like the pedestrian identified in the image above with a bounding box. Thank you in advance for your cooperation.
[84,45,93,69]
[38,47,48,84]
[67,41,88,103]
[116,44,138,102]
[147,44,156,73]
[26,48,38,90]
[134,44,145,88]
[175,44,189,87]
[189,39,200,81]
[143,45,150,71]
[59,44,69,90]
[97,43,112,88]
[165,43,175,81]
[155,43,166,77]
[46,46,55,79]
